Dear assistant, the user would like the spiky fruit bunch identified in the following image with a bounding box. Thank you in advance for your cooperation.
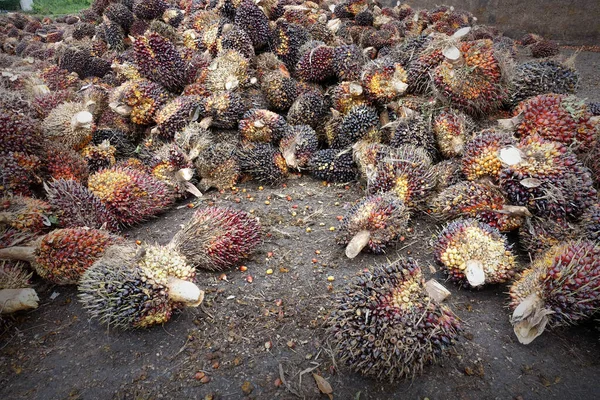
[366,149,436,207]
[406,48,444,94]
[218,25,255,60]
[0,196,53,234]
[206,50,251,92]
[518,217,578,256]
[134,32,186,93]
[32,90,74,120]
[308,149,356,183]
[202,91,246,129]
[152,96,201,140]
[295,42,335,82]
[174,121,212,160]
[430,181,526,232]
[195,142,240,191]
[42,102,94,151]
[433,110,472,158]
[0,109,43,155]
[520,33,543,46]
[328,258,461,382]
[170,206,261,271]
[92,129,136,158]
[331,105,380,149]
[530,39,559,58]
[286,90,327,128]
[433,40,506,115]
[431,159,464,192]
[234,0,270,50]
[238,109,289,144]
[267,20,311,71]
[499,135,597,220]
[0,260,32,290]
[332,44,366,81]
[361,59,408,104]
[79,244,200,329]
[81,142,117,173]
[513,94,596,149]
[279,125,319,169]
[336,193,410,258]
[45,179,119,232]
[434,218,516,287]
[147,144,195,197]
[238,143,289,186]
[581,204,600,241]
[353,142,433,181]
[388,114,437,159]
[72,22,96,40]
[329,82,368,114]
[507,60,579,106]
[509,241,600,344]
[111,79,171,125]
[88,167,174,226]
[0,151,41,196]
[260,71,298,111]
[461,130,515,181]
[588,101,600,116]
[132,0,169,20]
[40,65,78,91]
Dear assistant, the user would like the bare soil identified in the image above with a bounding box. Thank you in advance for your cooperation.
[1,49,599,400]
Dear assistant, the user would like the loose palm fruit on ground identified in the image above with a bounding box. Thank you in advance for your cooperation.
[509,240,600,344]
[336,193,410,258]
[328,258,461,382]
[433,218,516,287]
[169,206,261,271]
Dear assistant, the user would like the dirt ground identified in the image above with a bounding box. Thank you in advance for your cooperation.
[1,49,600,400]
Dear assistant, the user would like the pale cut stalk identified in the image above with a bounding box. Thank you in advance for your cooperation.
[345,230,371,259]
[465,260,485,287]
[167,278,204,307]
[0,288,39,314]
[71,111,93,130]
[0,246,36,263]
[198,117,213,129]
[109,102,132,117]
[424,279,451,303]
[511,293,553,344]
[283,147,298,169]
[497,113,523,130]
[451,26,471,39]
[497,205,532,217]
[498,146,522,165]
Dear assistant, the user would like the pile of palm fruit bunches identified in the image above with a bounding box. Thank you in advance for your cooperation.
[0,0,599,382]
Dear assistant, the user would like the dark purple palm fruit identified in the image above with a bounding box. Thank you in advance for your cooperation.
[134,32,186,93]
[581,203,600,241]
[308,148,356,183]
[238,109,290,145]
[151,96,202,141]
[330,104,380,149]
[286,90,328,129]
[328,258,461,382]
[388,112,437,160]
[295,41,335,83]
[518,216,578,257]
[279,125,319,169]
[237,143,289,186]
[529,39,559,58]
[336,193,410,259]
[169,206,261,271]
[234,0,270,50]
[509,240,600,344]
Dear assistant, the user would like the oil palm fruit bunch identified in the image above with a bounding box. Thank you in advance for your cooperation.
[109,79,171,125]
[81,141,117,173]
[92,129,137,159]
[581,203,600,241]
[512,94,596,150]
[286,90,328,128]
[405,45,445,94]
[87,166,175,226]
[295,41,335,83]
[0,196,53,235]
[518,216,578,257]
[529,39,559,58]
[434,218,516,288]
[332,44,367,81]
[433,39,507,115]
[336,193,410,259]
[238,143,288,186]
[279,125,319,169]
[169,206,261,271]
[205,49,252,92]
[201,91,246,129]
[507,60,579,106]
[0,228,121,285]
[509,240,600,344]
[79,243,203,329]
[388,113,437,159]
[267,20,311,71]
[461,129,515,182]
[133,31,186,93]
[218,24,255,60]
[42,101,94,151]
[0,150,41,197]
[330,104,381,149]
[360,58,408,104]
[308,148,356,183]
[432,109,472,159]
[328,82,368,114]
[146,144,198,198]
[354,142,433,182]
[430,181,530,232]
[234,0,270,50]
[195,142,241,191]
[174,121,213,161]
[151,96,202,140]
[328,258,461,382]
[431,159,464,192]
[498,135,597,220]
[44,179,119,232]
[260,69,298,111]
[238,109,290,144]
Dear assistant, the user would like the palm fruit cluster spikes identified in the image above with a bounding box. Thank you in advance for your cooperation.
[331,105,380,148]
[0,196,53,235]
[238,109,289,144]
[509,241,600,344]
[287,90,327,128]
[111,79,170,125]
[134,32,186,93]
[238,143,289,185]
[388,114,437,159]
[361,59,408,104]
[461,130,515,182]
[328,258,461,382]
[147,143,195,197]
[0,109,42,155]
[518,217,577,256]
[329,82,368,114]
[336,193,410,258]
[295,42,335,82]
[581,204,600,241]
[332,44,366,81]
[81,142,117,174]
[170,206,261,271]
[508,60,579,106]
[308,149,356,183]
[499,135,597,220]
[195,142,240,191]
[433,218,516,287]
[279,125,319,169]
[41,102,94,151]
[234,0,270,50]
[87,166,174,226]
[44,179,119,232]
[152,96,201,140]
[513,94,596,149]
[433,110,471,159]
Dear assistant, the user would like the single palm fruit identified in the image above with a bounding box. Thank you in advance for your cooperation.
[41,102,94,151]
[237,143,289,186]
[498,135,596,220]
[360,58,408,104]
[279,125,319,169]
[433,218,516,287]
[429,181,530,232]
[509,240,600,344]
[336,193,410,258]
[433,109,472,159]
[518,216,578,257]
[169,206,261,271]
[88,166,175,226]
[328,258,461,382]
[0,228,121,285]
[461,129,515,182]
[238,109,290,144]
[308,148,356,183]
[0,196,53,235]
[195,142,241,191]
[79,243,203,329]
[44,179,119,232]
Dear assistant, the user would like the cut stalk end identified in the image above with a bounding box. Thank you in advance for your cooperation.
[345,230,371,259]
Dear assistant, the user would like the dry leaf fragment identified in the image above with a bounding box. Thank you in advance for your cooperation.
[313,373,333,399]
